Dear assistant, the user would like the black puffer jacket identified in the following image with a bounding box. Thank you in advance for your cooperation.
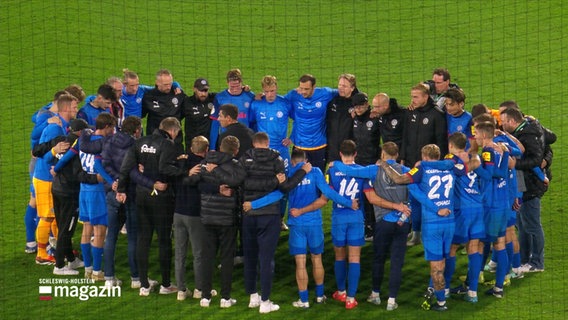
[377,98,405,148]
[400,99,447,166]
[52,133,99,196]
[240,148,285,216]
[353,109,381,166]
[118,129,184,196]
[186,151,246,226]
[326,92,357,162]
[512,119,547,200]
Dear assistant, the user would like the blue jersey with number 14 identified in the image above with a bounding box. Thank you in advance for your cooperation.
[327,164,372,224]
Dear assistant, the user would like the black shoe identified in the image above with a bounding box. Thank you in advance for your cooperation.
[431,303,448,311]
[450,284,468,295]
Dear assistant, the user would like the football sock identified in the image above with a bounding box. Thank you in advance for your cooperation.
[495,249,509,288]
[444,256,456,289]
[468,253,482,291]
[334,260,347,291]
[299,290,309,303]
[315,284,324,298]
[81,242,92,268]
[347,262,360,297]
[92,246,104,272]
[25,205,38,242]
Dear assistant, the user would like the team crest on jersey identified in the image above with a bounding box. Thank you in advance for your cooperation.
[457,125,463,132]
[366,121,373,128]
[136,97,142,104]
[315,102,322,108]
[391,119,398,127]
[172,97,179,107]
[245,102,250,108]
[140,144,156,154]
[276,111,283,118]
[422,118,429,125]
[207,103,214,110]
[482,151,491,162]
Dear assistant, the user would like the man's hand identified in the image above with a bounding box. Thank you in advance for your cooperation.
[254,92,264,101]
[96,174,104,183]
[111,180,118,191]
[395,203,411,216]
[512,198,521,211]
[177,154,188,160]
[370,109,380,119]
[174,87,182,95]
[205,163,218,172]
[289,208,302,217]
[351,198,359,210]
[116,192,127,203]
[282,138,292,147]
[50,166,56,177]
[437,208,451,217]
[276,173,286,183]
[219,184,233,197]
[490,142,504,155]
[189,164,201,176]
[154,181,167,191]
[52,141,70,154]
[138,164,145,173]
[47,116,62,126]
[243,201,252,212]
[301,162,312,173]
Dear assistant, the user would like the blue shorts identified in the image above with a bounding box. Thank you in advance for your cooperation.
[452,206,485,244]
[331,222,365,247]
[483,207,507,242]
[507,209,517,227]
[289,225,324,255]
[422,221,455,261]
[79,190,108,226]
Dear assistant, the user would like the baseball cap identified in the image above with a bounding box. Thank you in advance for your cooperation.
[69,118,89,132]
[194,78,210,91]
[351,92,368,106]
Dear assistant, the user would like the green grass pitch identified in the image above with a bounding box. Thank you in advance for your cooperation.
[0,1,566,319]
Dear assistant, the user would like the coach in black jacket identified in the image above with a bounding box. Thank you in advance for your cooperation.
[142,69,186,152]
[117,117,185,295]
[500,107,546,271]
[371,93,405,150]
[400,84,447,167]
